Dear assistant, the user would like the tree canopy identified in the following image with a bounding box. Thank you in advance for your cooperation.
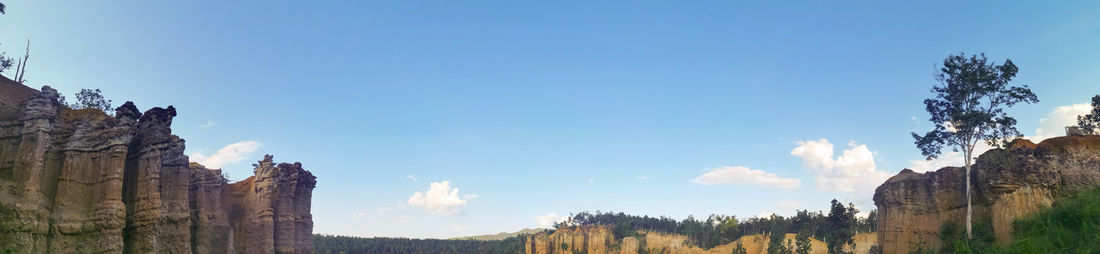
[1077,95,1100,134]
[912,53,1038,159]
[556,200,872,250]
[66,88,114,113]
[912,53,1038,238]
[824,199,858,254]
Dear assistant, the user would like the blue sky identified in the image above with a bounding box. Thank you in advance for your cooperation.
[3,1,1099,238]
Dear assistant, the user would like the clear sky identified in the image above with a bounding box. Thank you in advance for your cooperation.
[2,1,1099,239]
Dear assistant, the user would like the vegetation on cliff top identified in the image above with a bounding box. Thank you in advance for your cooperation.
[1001,186,1100,253]
[1077,94,1100,134]
[310,198,875,254]
[557,199,874,252]
[911,187,1100,253]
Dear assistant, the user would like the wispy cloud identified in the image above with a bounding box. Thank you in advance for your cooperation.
[691,166,800,189]
[407,174,418,181]
[535,213,568,228]
[199,119,216,128]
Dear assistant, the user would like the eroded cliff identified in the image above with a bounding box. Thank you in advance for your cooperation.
[874,136,1100,253]
[524,226,875,254]
[0,77,317,253]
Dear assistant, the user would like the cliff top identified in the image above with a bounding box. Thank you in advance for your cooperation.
[0,74,36,106]
[885,135,1100,185]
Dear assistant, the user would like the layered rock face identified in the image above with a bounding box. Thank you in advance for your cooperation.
[0,79,316,253]
[524,226,873,254]
[874,136,1100,253]
[525,226,612,254]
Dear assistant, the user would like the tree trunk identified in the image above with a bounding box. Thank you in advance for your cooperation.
[965,150,973,239]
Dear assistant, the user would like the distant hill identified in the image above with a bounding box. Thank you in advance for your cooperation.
[449,228,546,241]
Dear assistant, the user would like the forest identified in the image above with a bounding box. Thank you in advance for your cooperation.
[312,234,526,254]
[557,199,875,251]
[311,199,876,253]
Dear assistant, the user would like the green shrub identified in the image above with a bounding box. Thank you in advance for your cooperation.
[1000,187,1100,253]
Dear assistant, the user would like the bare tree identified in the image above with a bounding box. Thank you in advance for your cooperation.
[13,39,28,83]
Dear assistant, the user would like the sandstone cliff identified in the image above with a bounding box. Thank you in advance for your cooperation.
[524,226,875,254]
[0,77,317,253]
[874,136,1100,253]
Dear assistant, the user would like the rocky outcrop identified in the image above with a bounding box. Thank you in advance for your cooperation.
[226,155,316,253]
[525,226,613,254]
[524,226,869,254]
[874,136,1100,253]
[0,78,316,253]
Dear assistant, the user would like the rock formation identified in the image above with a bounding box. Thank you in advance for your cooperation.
[0,77,317,253]
[524,226,874,254]
[874,136,1100,253]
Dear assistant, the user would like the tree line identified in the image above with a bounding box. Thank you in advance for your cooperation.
[312,234,526,254]
[556,199,876,253]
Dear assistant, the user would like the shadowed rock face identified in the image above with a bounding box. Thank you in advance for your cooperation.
[0,78,316,253]
[874,136,1100,253]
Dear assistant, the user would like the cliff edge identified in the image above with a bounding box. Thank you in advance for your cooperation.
[874,135,1100,253]
[0,76,317,253]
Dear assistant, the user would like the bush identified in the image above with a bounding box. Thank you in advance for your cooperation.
[1000,187,1100,253]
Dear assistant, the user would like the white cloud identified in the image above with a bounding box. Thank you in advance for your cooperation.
[907,103,1092,172]
[1034,103,1091,141]
[691,166,801,189]
[407,174,418,181]
[407,181,476,215]
[906,142,992,173]
[790,139,890,194]
[199,119,216,128]
[587,178,595,184]
[189,140,261,169]
[535,213,568,228]
[854,205,870,219]
[636,176,653,180]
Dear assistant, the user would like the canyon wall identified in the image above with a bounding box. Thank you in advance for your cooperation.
[874,136,1100,253]
[524,226,875,254]
[0,78,317,253]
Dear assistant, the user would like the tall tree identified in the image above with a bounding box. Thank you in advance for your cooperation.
[1077,95,1100,134]
[912,53,1038,238]
[824,199,856,254]
[795,230,813,254]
